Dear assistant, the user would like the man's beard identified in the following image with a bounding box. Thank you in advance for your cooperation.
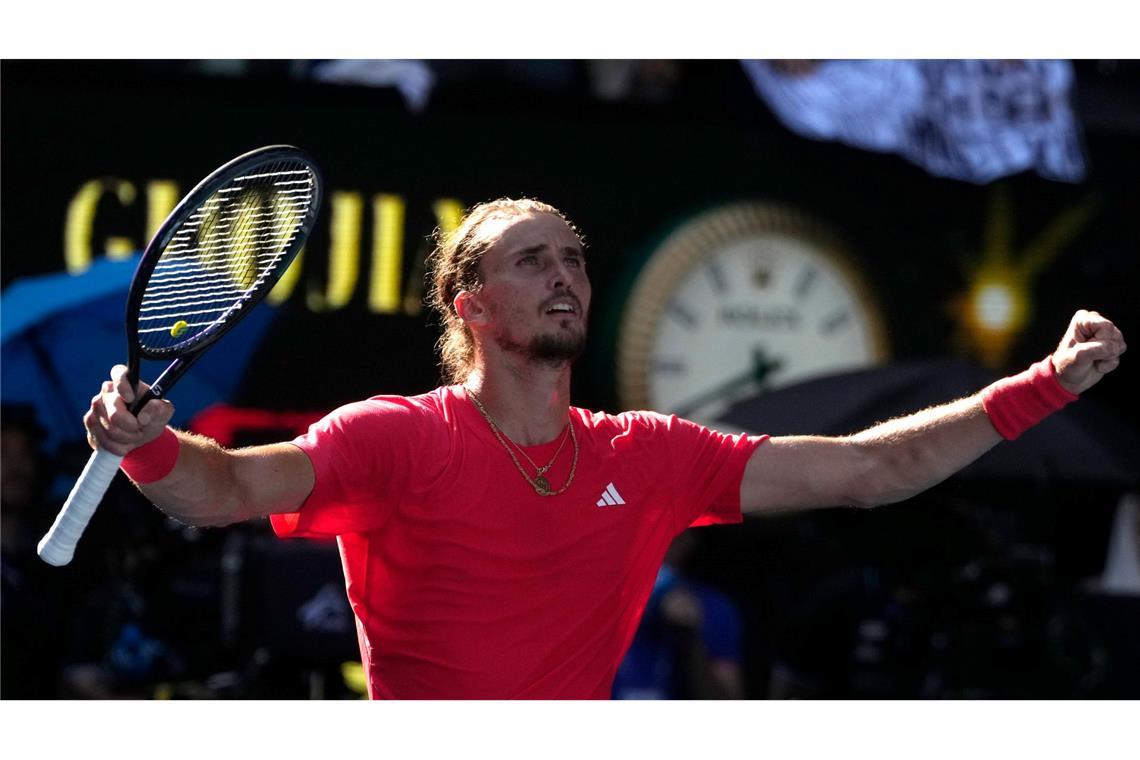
[529,329,587,364]
[498,326,587,366]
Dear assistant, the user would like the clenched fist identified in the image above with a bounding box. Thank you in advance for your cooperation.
[1051,310,1126,395]
[84,364,175,456]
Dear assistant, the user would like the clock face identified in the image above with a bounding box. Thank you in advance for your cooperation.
[616,203,888,429]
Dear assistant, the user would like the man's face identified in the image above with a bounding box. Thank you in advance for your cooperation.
[467,212,591,365]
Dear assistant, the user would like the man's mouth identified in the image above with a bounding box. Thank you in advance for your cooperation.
[543,298,579,316]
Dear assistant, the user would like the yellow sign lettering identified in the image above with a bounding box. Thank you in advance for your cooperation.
[398,197,465,315]
[146,181,180,240]
[267,248,305,305]
[307,191,363,311]
[64,179,137,273]
[370,194,405,313]
[62,176,467,319]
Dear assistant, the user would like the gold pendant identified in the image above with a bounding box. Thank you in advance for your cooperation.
[534,475,551,495]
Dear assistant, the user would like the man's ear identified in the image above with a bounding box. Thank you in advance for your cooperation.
[454,290,489,327]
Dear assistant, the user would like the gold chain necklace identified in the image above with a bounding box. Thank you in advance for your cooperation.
[466,389,579,496]
[511,423,570,477]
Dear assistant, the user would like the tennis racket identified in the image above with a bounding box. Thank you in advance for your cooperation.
[38,145,323,566]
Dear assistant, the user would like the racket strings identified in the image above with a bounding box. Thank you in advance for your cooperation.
[138,159,315,350]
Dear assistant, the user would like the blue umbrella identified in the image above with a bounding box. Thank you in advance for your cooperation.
[1,255,279,452]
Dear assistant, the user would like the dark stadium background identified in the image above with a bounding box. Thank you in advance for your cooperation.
[2,60,1138,699]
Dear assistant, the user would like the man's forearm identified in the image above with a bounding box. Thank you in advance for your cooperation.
[131,430,250,527]
[128,430,314,528]
[847,394,1001,507]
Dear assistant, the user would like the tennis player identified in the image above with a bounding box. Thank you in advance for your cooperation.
[85,198,1126,699]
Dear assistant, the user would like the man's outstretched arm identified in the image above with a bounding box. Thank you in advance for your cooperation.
[740,309,1127,515]
[85,364,315,527]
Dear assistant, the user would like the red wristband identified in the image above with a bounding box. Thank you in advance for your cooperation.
[121,427,180,483]
[981,356,1078,440]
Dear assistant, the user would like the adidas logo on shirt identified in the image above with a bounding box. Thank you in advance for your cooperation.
[596,482,626,507]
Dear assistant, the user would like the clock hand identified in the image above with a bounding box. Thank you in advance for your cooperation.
[671,369,757,419]
[671,349,785,419]
[751,347,784,387]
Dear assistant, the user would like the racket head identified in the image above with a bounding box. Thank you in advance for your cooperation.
[126,145,323,365]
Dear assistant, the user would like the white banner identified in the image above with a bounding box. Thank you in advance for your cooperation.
[742,60,1087,184]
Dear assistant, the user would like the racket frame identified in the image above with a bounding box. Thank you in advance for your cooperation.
[38,145,323,566]
[123,144,322,410]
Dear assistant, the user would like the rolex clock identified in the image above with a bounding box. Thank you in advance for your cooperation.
[615,202,889,429]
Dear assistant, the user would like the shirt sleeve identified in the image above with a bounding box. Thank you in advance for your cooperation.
[270,395,445,539]
[646,413,767,534]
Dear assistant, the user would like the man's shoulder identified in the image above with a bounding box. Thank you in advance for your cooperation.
[323,386,456,427]
[362,385,453,409]
[574,407,675,436]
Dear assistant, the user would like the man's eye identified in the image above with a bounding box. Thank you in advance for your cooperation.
[518,255,538,265]
[565,257,582,268]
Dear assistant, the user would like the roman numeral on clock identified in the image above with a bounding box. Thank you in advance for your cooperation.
[821,308,852,334]
[666,302,699,329]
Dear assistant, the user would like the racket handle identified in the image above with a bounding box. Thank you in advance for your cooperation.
[37,448,124,566]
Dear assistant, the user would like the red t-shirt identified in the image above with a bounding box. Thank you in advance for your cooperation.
[271,385,767,699]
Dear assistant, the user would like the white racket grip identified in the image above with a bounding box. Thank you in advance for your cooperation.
[38,448,125,566]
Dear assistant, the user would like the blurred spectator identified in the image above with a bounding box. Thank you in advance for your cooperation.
[587,60,680,103]
[612,532,745,699]
[1,405,198,698]
[1091,493,1140,595]
[308,60,436,113]
[766,60,823,77]
[430,60,583,95]
[1,405,68,697]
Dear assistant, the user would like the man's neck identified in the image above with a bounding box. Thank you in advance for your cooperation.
[463,357,572,445]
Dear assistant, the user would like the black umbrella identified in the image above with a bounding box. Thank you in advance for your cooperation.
[716,359,1140,488]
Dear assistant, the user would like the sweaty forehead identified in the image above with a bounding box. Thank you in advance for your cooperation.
[486,212,581,254]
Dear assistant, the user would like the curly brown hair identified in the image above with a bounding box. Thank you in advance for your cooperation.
[426,198,582,384]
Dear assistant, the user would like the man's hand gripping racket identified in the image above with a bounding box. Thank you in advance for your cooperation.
[38,146,323,566]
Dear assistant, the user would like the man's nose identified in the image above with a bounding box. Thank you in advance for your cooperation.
[549,260,577,290]
[549,264,568,290]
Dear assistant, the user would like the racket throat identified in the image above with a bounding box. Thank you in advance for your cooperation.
[128,354,203,415]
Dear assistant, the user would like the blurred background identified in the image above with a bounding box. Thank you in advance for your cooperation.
[2,59,1138,700]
